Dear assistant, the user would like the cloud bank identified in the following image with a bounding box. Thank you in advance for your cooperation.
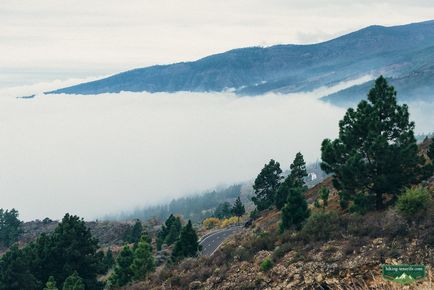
[0,78,432,221]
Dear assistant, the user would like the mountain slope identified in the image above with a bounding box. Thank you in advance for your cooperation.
[48,20,434,103]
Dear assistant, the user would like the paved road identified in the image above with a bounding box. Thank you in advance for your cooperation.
[199,226,242,256]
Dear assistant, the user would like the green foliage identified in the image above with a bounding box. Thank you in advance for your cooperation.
[109,245,134,287]
[319,187,330,208]
[214,202,232,219]
[0,208,23,248]
[0,213,104,290]
[231,196,245,219]
[321,76,430,210]
[314,198,320,208]
[275,181,290,210]
[252,159,283,211]
[428,137,434,161]
[338,191,350,209]
[124,220,143,244]
[259,258,273,272]
[300,211,339,241]
[102,249,115,271]
[289,152,308,189]
[43,276,58,290]
[131,234,155,280]
[280,187,309,231]
[62,272,84,290]
[172,220,199,260]
[249,208,259,220]
[0,245,39,290]
[157,214,182,250]
[349,193,376,214]
[41,214,103,289]
[397,187,431,219]
[275,153,308,210]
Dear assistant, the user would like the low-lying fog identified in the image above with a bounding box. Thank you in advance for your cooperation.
[0,79,433,221]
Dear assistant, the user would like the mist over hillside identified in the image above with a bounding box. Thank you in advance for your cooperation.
[1,72,433,221]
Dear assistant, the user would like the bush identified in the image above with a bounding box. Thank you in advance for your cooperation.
[202,217,221,229]
[260,258,273,272]
[397,187,431,219]
[220,216,239,228]
[382,209,408,239]
[343,213,383,238]
[271,242,291,262]
[300,211,340,241]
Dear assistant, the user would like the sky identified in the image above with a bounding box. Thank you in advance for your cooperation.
[1,1,434,220]
[2,0,434,87]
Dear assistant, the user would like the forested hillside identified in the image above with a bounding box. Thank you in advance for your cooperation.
[48,21,434,105]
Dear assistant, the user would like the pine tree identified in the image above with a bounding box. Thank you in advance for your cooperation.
[231,196,245,222]
[280,187,309,231]
[289,152,308,188]
[0,208,23,247]
[31,214,103,289]
[62,272,84,290]
[0,245,39,290]
[214,202,232,219]
[275,181,290,210]
[102,248,115,271]
[164,217,181,245]
[275,153,308,209]
[252,159,283,211]
[321,76,431,210]
[124,220,143,244]
[131,234,155,280]
[43,276,58,290]
[172,220,199,259]
[109,245,134,287]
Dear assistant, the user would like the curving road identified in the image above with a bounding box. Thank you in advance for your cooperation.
[199,226,242,256]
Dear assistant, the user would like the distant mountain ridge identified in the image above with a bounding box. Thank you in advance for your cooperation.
[48,20,434,105]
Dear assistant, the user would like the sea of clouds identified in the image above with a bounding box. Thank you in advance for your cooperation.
[0,78,432,221]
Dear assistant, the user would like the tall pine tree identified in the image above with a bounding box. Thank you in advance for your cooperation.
[321,76,431,210]
[275,153,308,209]
[252,159,283,211]
[231,196,245,222]
[172,220,199,260]
[131,234,155,280]
[109,245,134,287]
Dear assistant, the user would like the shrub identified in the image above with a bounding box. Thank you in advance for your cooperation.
[260,258,273,272]
[202,217,221,229]
[397,187,431,219]
[271,242,291,262]
[382,209,408,239]
[220,216,239,228]
[249,209,259,220]
[300,211,340,241]
[343,213,383,238]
